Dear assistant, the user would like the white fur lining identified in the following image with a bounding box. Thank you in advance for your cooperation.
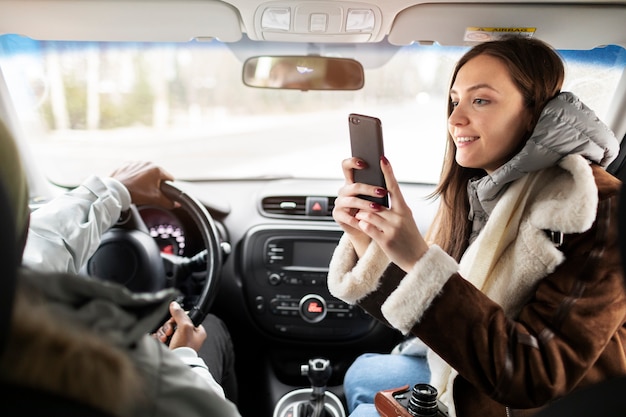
[529,154,597,233]
[381,245,458,334]
[326,234,390,304]
[427,350,458,417]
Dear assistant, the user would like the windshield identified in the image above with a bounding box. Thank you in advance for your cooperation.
[1,34,624,187]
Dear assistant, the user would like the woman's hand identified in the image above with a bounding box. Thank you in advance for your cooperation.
[350,156,429,272]
[333,157,388,257]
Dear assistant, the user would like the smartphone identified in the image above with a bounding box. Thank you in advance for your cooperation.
[348,113,389,207]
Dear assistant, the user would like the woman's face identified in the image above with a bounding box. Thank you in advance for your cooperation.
[448,54,532,174]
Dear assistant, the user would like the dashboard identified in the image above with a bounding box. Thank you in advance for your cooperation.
[133,178,439,414]
[136,178,438,347]
[138,186,376,342]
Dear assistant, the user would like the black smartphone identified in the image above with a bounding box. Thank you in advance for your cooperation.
[348,113,389,207]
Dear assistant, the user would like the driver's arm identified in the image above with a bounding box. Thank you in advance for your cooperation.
[23,175,130,273]
[22,161,176,274]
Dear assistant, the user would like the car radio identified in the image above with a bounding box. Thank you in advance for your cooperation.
[241,224,375,340]
[265,237,338,269]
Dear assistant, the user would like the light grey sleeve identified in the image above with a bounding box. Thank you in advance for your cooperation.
[130,337,241,417]
[22,175,129,274]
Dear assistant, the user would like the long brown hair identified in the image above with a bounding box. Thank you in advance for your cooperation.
[426,36,564,261]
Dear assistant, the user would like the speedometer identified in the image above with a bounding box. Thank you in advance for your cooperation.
[149,224,186,255]
[139,207,186,256]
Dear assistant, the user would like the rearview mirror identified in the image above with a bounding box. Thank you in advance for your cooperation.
[242,56,364,91]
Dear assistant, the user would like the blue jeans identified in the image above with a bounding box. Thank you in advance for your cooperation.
[344,353,430,417]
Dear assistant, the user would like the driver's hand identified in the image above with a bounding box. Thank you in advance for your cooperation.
[110,161,179,209]
[153,301,207,352]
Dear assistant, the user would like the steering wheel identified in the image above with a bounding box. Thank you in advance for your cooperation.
[84,180,223,326]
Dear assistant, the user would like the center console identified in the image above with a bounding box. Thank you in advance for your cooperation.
[241,224,375,340]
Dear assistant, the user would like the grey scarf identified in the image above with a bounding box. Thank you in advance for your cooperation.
[467,91,619,240]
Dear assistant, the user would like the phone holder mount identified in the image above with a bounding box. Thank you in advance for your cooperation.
[273,358,346,417]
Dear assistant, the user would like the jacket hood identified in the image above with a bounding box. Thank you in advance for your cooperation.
[467,91,619,237]
[19,267,179,347]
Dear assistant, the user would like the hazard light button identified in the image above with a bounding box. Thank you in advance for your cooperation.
[299,294,327,323]
[306,196,328,216]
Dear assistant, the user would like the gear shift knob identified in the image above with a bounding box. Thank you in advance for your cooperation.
[301,358,332,389]
[274,357,345,417]
[298,358,334,417]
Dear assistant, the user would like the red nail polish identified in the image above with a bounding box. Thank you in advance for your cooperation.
[381,155,389,165]
[370,202,381,210]
[355,159,365,167]
[375,188,386,196]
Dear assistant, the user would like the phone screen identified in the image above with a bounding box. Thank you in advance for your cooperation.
[348,113,389,207]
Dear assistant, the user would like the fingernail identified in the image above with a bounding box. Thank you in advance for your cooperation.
[355,159,365,167]
[381,155,389,165]
[375,188,387,196]
[369,202,381,210]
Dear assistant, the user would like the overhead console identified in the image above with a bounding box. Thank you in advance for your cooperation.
[241,224,375,340]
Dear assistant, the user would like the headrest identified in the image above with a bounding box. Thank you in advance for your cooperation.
[0,178,18,356]
[0,119,29,260]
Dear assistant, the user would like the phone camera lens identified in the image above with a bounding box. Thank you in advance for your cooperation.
[350,116,360,125]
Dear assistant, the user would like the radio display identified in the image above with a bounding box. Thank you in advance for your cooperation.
[292,240,338,268]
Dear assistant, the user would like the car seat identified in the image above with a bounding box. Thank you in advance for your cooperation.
[607,133,626,182]
[0,128,116,416]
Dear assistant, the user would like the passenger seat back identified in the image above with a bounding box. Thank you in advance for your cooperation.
[607,133,626,182]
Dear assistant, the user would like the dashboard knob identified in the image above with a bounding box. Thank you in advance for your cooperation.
[268,273,282,285]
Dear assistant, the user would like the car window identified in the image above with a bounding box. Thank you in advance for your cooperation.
[0,34,624,186]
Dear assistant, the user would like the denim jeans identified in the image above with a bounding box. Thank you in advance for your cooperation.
[344,353,430,417]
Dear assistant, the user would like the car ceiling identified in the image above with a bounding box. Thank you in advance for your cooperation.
[1,0,625,49]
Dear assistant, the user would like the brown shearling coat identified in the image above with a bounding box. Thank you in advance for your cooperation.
[329,162,625,417]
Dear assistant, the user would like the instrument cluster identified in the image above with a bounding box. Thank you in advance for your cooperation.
[138,206,186,256]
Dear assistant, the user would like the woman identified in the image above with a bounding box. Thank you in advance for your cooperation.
[328,36,625,417]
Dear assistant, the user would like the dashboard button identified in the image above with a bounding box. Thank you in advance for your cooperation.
[299,294,327,323]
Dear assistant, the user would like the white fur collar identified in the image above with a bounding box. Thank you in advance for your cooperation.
[529,154,598,234]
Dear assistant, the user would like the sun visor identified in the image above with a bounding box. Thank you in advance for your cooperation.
[0,0,243,42]
[388,3,626,50]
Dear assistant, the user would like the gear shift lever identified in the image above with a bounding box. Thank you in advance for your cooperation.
[273,357,345,417]
[298,358,333,417]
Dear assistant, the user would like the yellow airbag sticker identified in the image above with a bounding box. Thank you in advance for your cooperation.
[464,27,536,42]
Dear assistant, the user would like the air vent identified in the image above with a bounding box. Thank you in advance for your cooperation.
[261,196,336,219]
